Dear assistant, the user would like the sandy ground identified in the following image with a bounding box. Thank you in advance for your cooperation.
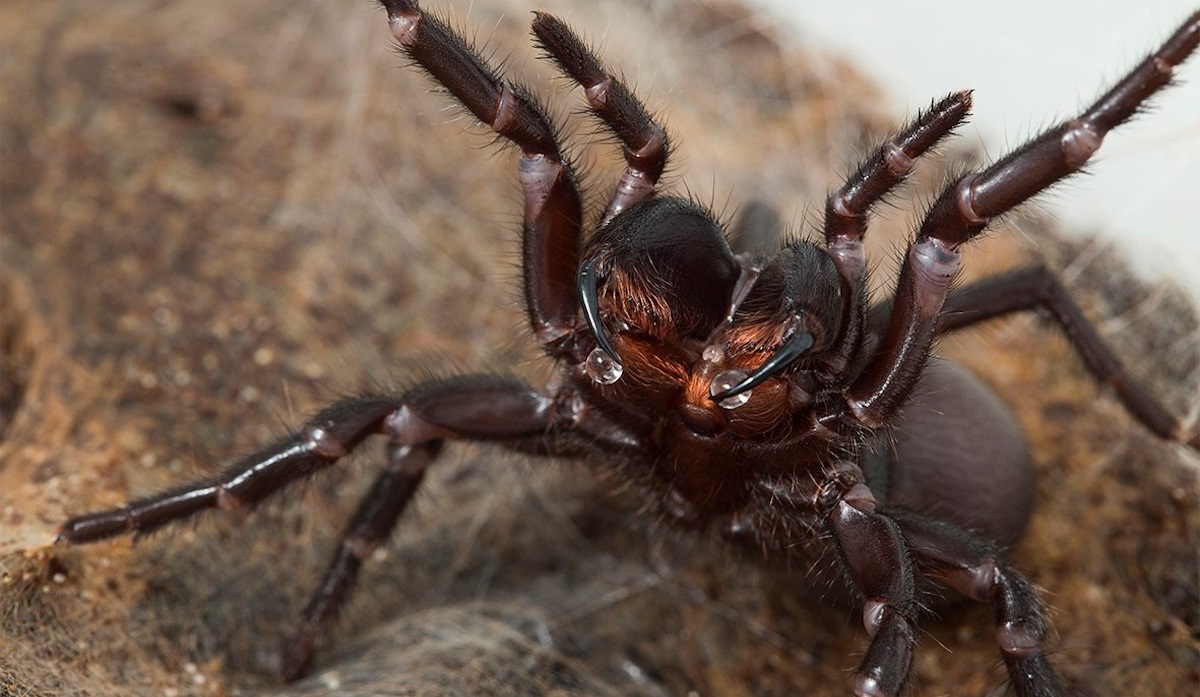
[1,1,1197,696]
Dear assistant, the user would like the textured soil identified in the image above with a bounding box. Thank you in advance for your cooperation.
[2,2,1197,696]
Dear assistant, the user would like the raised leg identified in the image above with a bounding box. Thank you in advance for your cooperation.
[379,0,584,351]
[824,92,972,371]
[848,13,1200,427]
[60,375,574,680]
[890,508,1063,697]
[824,91,971,287]
[531,13,670,223]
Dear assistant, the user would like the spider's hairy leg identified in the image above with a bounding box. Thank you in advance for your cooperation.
[283,440,441,681]
[822,467,918,697]
[848,13,1200,427]
[890,509,1063,697]
[761,465,920,697]
[922,11,1200,245]
[60,375,578,680]
[825,91,972,369]
[531,13,669,222]
[58,397,402,542]
[378,0,584,351]
[937,266,1200,447]
[280,374,567,680]
[824,90,972,282]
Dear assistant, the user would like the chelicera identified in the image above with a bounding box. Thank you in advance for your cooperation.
[58,3,1199,695]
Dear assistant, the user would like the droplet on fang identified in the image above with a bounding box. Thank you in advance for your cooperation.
[585,347,623,385]
[710,370,751,409]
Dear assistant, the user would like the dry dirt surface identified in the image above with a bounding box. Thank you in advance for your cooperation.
[2,1,1198,696]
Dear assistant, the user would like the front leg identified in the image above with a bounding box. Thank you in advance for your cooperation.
[846,14,1199,427]
[379,0,584,350]
[531,13,670,223]
[285,375,568,679]
[59,374,586,680]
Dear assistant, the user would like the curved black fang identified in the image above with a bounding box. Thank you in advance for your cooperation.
[577,258,621,365]
[711,329,815,401]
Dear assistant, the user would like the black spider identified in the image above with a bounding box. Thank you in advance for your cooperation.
[58,3,1200,695]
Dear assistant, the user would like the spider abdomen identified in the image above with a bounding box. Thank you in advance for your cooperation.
[865,359,1035,548]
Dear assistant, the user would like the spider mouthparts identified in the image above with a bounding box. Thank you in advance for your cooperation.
[711,330,814,402]
[577,258,621,365]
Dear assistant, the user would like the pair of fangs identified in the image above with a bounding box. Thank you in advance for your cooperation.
[578,258,815,410]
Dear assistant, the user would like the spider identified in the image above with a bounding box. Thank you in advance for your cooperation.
[55,2,1199,695]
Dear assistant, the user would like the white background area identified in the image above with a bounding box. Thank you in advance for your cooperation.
[747,0,1200,300]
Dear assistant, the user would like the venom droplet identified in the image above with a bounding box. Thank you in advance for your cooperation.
[710,370,751,409]
[585,347,623,385]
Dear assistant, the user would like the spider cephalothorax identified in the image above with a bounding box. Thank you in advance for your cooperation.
[58,3,1199,696]
[577,204,851,447]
